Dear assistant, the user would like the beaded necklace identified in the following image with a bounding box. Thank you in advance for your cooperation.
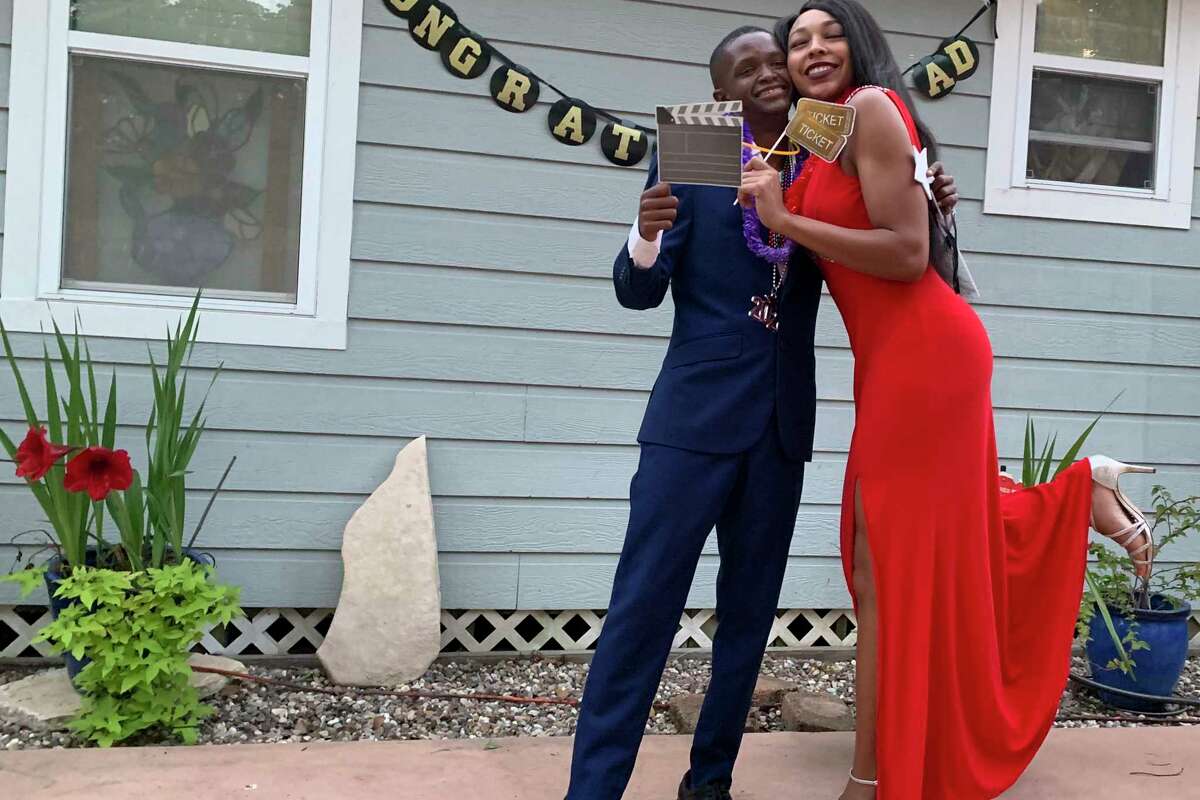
[741,121,803,331]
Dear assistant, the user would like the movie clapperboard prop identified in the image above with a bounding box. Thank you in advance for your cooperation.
[656,101,744,187]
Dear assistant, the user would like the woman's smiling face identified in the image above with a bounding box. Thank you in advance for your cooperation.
[786,10,854,101]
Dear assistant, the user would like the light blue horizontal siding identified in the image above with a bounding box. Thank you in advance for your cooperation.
[0,0,10,259]
[1,0,1197,610]
[7,363,1196,449]
[351,142,1197,266]
[1,427,1197,506]
[0,545,854,609]
[3,333,1199,417]
[6,546,1188,609]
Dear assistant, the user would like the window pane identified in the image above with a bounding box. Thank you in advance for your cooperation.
[63,56,306,301]
[1035,0,1167,66]
[1027,70,1158,190]
[71,0,312,57]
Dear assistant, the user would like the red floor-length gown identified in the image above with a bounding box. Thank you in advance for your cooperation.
[792,86,1094,798]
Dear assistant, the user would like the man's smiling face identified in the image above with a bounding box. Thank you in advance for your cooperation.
[712,31,793,119]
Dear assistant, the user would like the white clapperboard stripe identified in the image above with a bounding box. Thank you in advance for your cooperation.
[665,100,743,127]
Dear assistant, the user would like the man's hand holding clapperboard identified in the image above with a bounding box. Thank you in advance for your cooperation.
[638,100,748,241]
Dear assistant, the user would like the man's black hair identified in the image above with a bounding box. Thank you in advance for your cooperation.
[709,25,773,85]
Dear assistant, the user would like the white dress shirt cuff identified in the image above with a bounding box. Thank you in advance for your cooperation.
[627,218,662,269]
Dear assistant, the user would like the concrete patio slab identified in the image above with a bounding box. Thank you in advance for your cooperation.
[1,727,1196,799]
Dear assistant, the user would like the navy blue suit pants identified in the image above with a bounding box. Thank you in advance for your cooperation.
[566,421,805,799]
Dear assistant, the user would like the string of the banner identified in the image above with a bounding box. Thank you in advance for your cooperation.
[902,0,997,76]
[501,0,998,133]
[472,27,657,138]
[952,0,998,40]
[423,3,998,138]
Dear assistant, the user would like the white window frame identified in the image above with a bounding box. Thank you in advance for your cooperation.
[985,0,1200,230]
[0,0,363,349]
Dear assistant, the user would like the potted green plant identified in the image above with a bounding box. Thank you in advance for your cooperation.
[1017,413,1198,711]
[1078,487,1198,711]
[0,296,243,746]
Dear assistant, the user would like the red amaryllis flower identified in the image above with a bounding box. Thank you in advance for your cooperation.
[14,426,72,482]
[64,447,134,501]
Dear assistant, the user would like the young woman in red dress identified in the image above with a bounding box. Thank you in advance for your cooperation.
[738,2,1157,797]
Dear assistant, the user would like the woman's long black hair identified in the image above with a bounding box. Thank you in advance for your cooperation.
[775,0,959,291]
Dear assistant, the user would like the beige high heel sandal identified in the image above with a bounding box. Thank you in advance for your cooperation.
[1090,455,1156,584]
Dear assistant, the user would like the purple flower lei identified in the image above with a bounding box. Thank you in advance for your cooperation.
[741,121,796,266]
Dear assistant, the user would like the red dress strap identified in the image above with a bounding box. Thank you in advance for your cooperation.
[842,83,886,103]
[842,85,922,149]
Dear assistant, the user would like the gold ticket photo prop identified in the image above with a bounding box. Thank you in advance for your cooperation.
[785,98,856,163]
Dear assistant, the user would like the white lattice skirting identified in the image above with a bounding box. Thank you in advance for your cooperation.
[3,606,1199,659]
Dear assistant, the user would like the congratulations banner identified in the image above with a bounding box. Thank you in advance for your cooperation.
[385,0,1000,171]
[384,0,653,167]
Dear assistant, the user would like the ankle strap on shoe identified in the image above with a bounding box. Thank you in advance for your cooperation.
[849,771,878,787]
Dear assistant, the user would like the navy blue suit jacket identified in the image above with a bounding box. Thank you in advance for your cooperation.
[614,162,823,462]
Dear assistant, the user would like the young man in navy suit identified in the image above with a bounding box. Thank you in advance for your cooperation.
[564,26,958,800]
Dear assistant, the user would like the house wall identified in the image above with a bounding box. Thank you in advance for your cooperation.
[1,0,1198,610]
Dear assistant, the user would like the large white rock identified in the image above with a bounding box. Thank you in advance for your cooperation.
[0,655,244,732]
[318,436,441,686]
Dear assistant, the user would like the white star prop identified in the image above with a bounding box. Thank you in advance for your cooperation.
[913,145,934,201]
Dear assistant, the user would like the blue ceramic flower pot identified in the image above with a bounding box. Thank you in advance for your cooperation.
[43,548,217,691]
[43,552,97,683]
[1085,594,1192,713]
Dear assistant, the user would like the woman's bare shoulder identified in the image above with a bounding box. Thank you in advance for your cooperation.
[846,87,903,126]
[841,87,912,174]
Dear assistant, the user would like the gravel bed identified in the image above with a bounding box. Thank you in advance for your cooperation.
[2,654,1196,750]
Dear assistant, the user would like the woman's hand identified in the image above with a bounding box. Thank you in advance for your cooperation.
[928,161,959,216]
[739,157,789,231]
